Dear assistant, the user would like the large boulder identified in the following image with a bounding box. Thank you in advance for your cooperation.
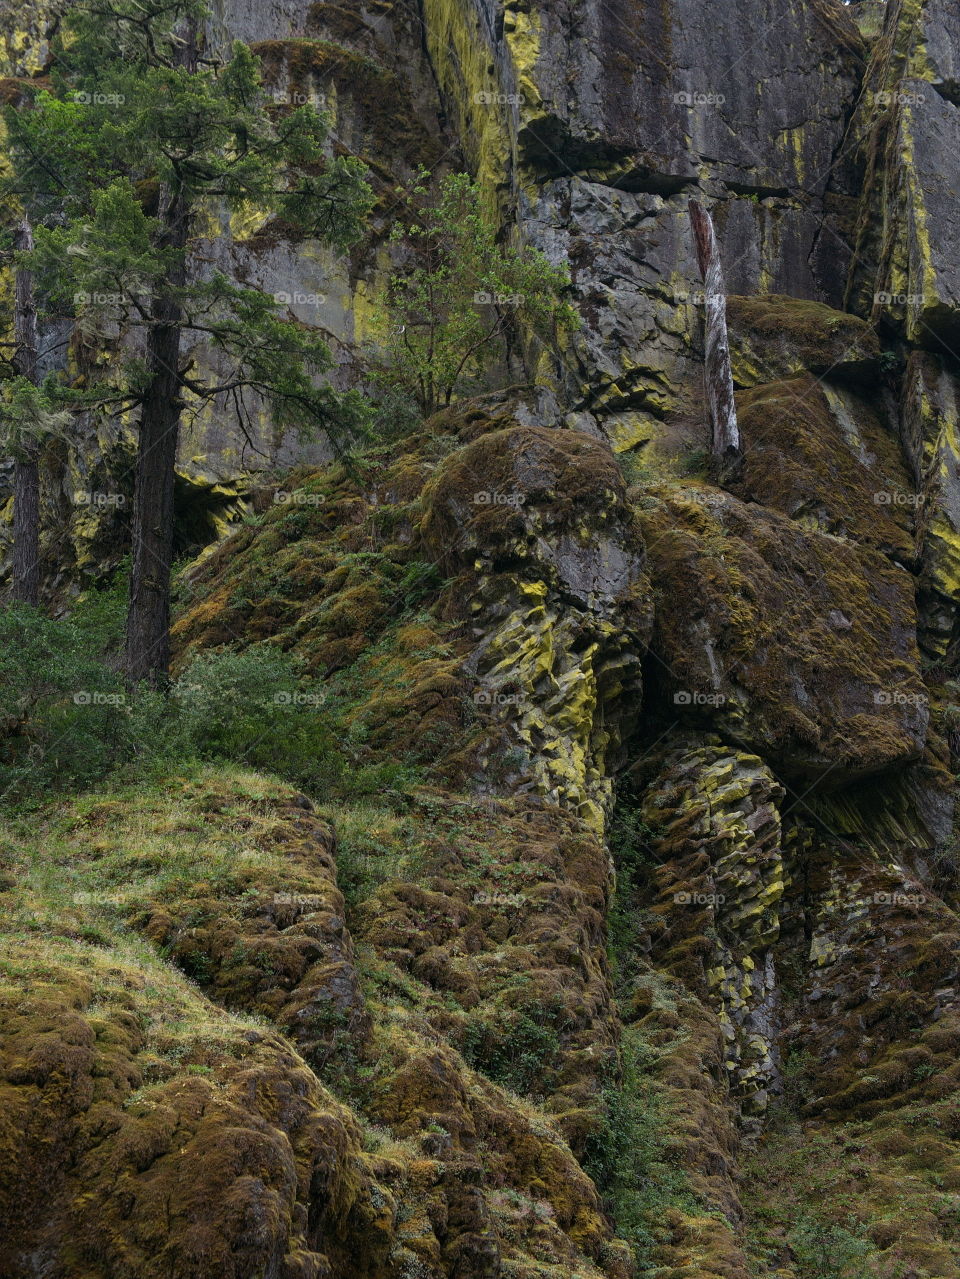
[636,485,927,785]
[726,295,880,388]
[422,420,651,827]
[731,373,915,559]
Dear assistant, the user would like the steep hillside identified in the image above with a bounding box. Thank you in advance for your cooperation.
[5,0,960,1276]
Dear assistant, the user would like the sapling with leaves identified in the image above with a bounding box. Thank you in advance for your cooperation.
[372,170,580,418]
[3,0,373,684]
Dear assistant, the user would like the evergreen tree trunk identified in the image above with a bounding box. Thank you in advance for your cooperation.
[123,190,188,686]
[124,21,198,686]
[11,215,40,608]
[12,458,40,607]
[689,199,742,473]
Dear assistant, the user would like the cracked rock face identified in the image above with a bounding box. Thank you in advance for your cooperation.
[419,0,864,453]
[641,746,787,1131]
[422,418,651,827]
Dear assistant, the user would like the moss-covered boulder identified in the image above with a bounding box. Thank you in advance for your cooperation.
[421,421,651,828]
[732,373,915,558]
[0,762,638,1278]
[0,937,393,1279]
[636,485,927,784]
[726,295,881,388]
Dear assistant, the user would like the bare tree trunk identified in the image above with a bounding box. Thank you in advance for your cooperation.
[11,215,40,607]
[689,200,742,473]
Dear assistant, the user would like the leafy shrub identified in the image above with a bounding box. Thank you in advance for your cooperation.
[171,647,343,794]
[607,798,661,996]
[0,591,425,808]
[369,170,579,416]
[0,605,346,803]
[69,567,129,653]
[461,997,570,1095]
[788,1214,880,1279]
[0,603,130,800]
[583,1025,699,1267]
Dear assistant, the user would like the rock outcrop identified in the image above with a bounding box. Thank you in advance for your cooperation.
[8,0,960,1275]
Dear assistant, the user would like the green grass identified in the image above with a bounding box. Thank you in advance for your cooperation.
[0,763,322,943]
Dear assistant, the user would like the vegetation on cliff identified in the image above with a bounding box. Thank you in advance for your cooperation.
[3,0,960,1277]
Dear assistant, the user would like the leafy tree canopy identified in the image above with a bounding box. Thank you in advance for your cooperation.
[371,170,579,418]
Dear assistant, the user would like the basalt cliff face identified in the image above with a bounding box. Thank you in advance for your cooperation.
[5,1,960,1277]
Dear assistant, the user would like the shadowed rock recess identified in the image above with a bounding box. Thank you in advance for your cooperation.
[7,0,960,1275]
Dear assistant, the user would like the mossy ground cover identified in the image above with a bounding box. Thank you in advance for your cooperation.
[0,765,303,931]
[0,759,631,1278]
[0,782,390,1279]
[741,1112,960,1278]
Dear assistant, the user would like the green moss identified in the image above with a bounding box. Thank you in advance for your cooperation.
[726,294,880,388]
[636,484,925,784]
[732,373,914,558]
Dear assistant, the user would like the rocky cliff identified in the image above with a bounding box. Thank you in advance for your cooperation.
[4,0,960,1276]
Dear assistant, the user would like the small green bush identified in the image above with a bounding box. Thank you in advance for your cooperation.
[0,604,348,803]
[171,647,344,794]
[0,592,425,808]
[462,997,570,1095]
[0,603,130,800]
[788,1214,880,1279]
[607,798,661,997]
[583,1025,699,1267]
